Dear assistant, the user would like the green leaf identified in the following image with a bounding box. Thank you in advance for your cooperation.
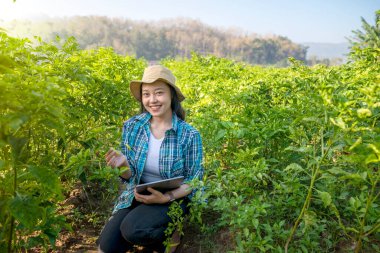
[215,129,226,141]
[285,146,312,153]
[9,136,28,160]
[357,108,372,118]
[318,191,332,208]
[29,166,62,197]
[252,218,259,229]
[327,167,348,175]
[0,55,17,73]
[349,137,362,151]
[368,144,380,155]
[284,163,304,173]
[243,227,250,238]
[340,173,367,183]
[349,197,362,209]
[330,117,346,129]
[303,210,317,232]
[302,116,320,123]
[300,244,309,253]
[9,195,45,229]
[118,166,130,175]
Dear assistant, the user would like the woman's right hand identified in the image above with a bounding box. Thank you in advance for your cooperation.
[105,148,129,168]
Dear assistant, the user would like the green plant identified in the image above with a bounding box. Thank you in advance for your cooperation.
[164,201,184,252]
[1,26,379,252]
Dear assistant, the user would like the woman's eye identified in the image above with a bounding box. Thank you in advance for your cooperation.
[142,93,149,97]
[156,91,163,95]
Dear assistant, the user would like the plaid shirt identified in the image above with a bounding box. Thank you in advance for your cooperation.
[112,112,204,213]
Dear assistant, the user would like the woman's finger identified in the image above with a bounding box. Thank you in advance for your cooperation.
[107,156,116,167]
[134,189,143,199]
[105,148,114,157]
[147,187,160,195]
[137,195,147,202]
[115,156,126,167]
[105,150,117,163]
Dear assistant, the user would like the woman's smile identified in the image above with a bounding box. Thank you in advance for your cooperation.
[149,105,161,110]
[142,81,172,119]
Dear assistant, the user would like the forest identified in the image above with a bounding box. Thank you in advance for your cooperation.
[3,16,312,66]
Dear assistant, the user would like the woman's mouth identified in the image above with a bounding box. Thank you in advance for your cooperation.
[150,105,161,111]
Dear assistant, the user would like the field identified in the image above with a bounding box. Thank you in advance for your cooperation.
[0,32,379,252]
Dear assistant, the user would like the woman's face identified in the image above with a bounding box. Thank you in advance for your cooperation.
[141,81,172,119]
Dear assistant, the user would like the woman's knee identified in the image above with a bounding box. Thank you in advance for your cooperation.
[120,216,142,244]
[97,242,117,253]
[97,208,132,253]
[98,237,132,253]
[120,216,164,245]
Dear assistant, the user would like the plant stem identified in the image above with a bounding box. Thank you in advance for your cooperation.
[8,164,17,253]
[285,131,330,253]
[364,222,380,237]
[354,179,377,253]
[284,163,319,253]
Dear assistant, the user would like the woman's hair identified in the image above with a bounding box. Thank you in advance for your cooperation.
[140,84,186,121]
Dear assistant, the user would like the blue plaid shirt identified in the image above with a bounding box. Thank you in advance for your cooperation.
[112,112,204,213]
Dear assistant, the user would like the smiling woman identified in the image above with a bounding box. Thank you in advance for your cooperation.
[141,81,173,121]
[97,65,204,253]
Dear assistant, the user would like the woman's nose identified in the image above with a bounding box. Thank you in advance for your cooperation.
[150,94,158,102]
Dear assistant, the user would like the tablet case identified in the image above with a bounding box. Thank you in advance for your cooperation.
[135,176,184,193]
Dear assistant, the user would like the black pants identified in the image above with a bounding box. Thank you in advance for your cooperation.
[97,198,189,253]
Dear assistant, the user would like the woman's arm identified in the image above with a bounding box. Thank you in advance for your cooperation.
[163,184,192,201]
[183,131,204,184]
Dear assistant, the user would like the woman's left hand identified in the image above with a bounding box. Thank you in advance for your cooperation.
[134,187,169,204]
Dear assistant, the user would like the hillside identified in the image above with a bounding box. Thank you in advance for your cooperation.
[2,16,310,66]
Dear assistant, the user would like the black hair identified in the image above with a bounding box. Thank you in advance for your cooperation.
[139,83,186,121]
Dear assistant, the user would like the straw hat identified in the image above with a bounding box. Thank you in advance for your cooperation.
[130,65,185,102]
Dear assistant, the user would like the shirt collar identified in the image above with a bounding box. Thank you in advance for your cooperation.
[171,113,179,132]
[137,112,179,132]
[136,112,152,125]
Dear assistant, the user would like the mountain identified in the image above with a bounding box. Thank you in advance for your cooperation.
[0,16,308,66]
[1,16,350,66]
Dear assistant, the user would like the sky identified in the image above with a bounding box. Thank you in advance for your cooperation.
[0,0,378,43]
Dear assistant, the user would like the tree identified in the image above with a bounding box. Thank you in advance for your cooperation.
[349,10,380,49]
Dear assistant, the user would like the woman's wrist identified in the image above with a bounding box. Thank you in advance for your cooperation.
[164,191,175,203]
[122,157,129,167]
[118,156,131,179]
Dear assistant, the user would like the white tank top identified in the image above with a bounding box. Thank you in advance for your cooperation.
[140,133,164,183]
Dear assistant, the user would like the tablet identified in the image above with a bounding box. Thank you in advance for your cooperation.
[135,176,184,193]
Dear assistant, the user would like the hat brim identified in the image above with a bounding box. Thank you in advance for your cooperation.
[129,78,185,102]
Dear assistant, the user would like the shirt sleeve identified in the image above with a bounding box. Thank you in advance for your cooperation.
[120,122,128,155]
[183,130,204,184]
[119,121,136,183]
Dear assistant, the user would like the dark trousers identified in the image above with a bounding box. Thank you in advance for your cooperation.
[97,199,188,253]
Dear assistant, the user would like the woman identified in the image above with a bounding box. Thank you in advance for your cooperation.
[97,65,204,253]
